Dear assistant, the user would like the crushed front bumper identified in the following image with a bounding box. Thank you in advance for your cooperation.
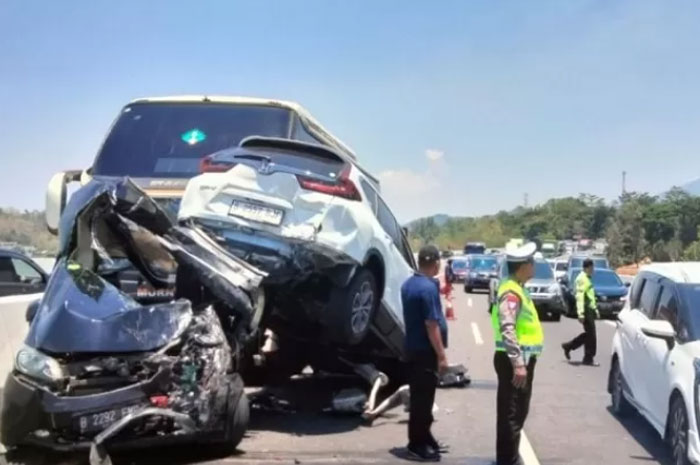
[1,371,244,452]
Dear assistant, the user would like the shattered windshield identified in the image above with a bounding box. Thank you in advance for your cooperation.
[93,103,294,178]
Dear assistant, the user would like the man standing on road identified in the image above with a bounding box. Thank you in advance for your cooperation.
[401,244,449,462]
[491,243,543,465]
[561,258,599,366]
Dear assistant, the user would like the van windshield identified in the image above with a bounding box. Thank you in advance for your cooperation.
[92,102,294,178]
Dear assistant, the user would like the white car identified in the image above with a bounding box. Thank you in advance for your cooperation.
[551,258,569,281]
[609,263,700,465]
[179,136,415,354]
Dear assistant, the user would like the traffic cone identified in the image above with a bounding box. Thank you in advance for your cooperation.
[445,301,456,321]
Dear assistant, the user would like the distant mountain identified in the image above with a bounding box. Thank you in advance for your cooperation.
[682,178,700,196]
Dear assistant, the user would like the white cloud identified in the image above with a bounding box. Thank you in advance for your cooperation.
[378,148,451,223]
[425,149,444,162]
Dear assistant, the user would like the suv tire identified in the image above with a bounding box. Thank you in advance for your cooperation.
[328,268,378,345]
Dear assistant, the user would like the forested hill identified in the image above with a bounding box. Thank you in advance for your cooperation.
[0,208,58,255]
[408,189,700,267]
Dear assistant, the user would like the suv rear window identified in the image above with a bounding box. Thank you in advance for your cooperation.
[93,103,293,178]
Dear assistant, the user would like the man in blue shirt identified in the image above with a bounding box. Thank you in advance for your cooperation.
[401,245,449,462]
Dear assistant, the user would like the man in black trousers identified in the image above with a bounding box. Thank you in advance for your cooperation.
[400,245,449,462]
[562,258,600,366]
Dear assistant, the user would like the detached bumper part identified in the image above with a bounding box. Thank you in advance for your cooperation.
[89,408,195,465]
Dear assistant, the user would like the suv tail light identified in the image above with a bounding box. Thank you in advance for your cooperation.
[199,155,236,173]
[296,166,361,201]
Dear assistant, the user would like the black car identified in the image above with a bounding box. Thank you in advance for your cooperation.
[560,267,629,318]
[464,255,499,293]
[0,249,48,297]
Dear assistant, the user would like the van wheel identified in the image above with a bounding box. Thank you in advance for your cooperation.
[610,359,632,417]
[329,268,377,345]
[669,396,691,465]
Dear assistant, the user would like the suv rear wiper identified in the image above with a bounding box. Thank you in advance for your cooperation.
[233,154,272,163]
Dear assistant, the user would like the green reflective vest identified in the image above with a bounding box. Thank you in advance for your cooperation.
[575,271,598,318]
[491,278,544,356]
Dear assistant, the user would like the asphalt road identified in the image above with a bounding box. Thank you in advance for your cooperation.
[4,290,675,465]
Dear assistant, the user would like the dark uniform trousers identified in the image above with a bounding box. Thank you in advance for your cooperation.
[407,350,438,449]
[563,310,597,362]
[494,351,537,465]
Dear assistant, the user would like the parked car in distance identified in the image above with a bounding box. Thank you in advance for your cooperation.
[561,267,628,318]
[489,258,564,320]
[441,250,454,259]
[0,249,48,297]
[464,242,486,255]
[464,254,499,293]
[446,257,468,283]
[524,259,566,321]
[567,254,610,270]
[179,136,414,352]
[551,258,569,281]
[609,263,700,465]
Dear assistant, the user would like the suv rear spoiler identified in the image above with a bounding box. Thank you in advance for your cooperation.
[240,136,381,188]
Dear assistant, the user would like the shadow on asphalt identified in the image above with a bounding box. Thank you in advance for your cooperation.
[606,406,673,465]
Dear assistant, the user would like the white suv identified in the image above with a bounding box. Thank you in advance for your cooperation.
[609,263,700,465]
[179,136,415,353]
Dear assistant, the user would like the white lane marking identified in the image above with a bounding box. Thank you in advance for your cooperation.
[520,430,541,465]
[467,297,473,307]
[471,322,484,345]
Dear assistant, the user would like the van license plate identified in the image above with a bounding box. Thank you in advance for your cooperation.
[229,200,283,226]
[76,405,141,434]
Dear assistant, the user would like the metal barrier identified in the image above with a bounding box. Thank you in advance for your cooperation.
[0,293,42,390]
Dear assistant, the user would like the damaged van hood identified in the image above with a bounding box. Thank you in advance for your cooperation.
[26,260,193,353]
[28,177,267,354]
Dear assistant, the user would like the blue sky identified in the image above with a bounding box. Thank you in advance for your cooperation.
[2,0,700,222]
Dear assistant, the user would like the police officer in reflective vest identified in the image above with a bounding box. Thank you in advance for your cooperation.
[562,258,600,366]
[491,243,543,465]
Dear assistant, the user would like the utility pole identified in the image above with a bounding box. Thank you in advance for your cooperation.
[523,193,529,209]
[622,171,627,196]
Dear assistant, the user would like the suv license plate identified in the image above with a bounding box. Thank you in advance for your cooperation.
[229,200,283,226]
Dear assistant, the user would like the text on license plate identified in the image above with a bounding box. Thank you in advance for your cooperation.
[229,200,283,226]
[78,405,141,433]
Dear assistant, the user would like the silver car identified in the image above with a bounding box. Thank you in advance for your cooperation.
[488,259,565,321]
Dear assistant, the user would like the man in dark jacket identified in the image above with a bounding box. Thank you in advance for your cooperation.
[401,245,449,462]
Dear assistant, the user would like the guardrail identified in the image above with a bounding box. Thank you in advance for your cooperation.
[0,293,41,390]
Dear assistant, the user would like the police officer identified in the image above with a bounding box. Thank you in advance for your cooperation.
[491,243,543,465]
[401,244,449,462]
[562,258,599,366]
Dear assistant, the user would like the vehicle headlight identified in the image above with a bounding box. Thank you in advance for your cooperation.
[15,345,64,383]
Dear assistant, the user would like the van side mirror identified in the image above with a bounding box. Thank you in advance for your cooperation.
[46,170,82,235]
[625,282,631,288]
[641,320,676,350]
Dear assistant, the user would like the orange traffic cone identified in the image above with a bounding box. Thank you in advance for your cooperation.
[445,301,456,321]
